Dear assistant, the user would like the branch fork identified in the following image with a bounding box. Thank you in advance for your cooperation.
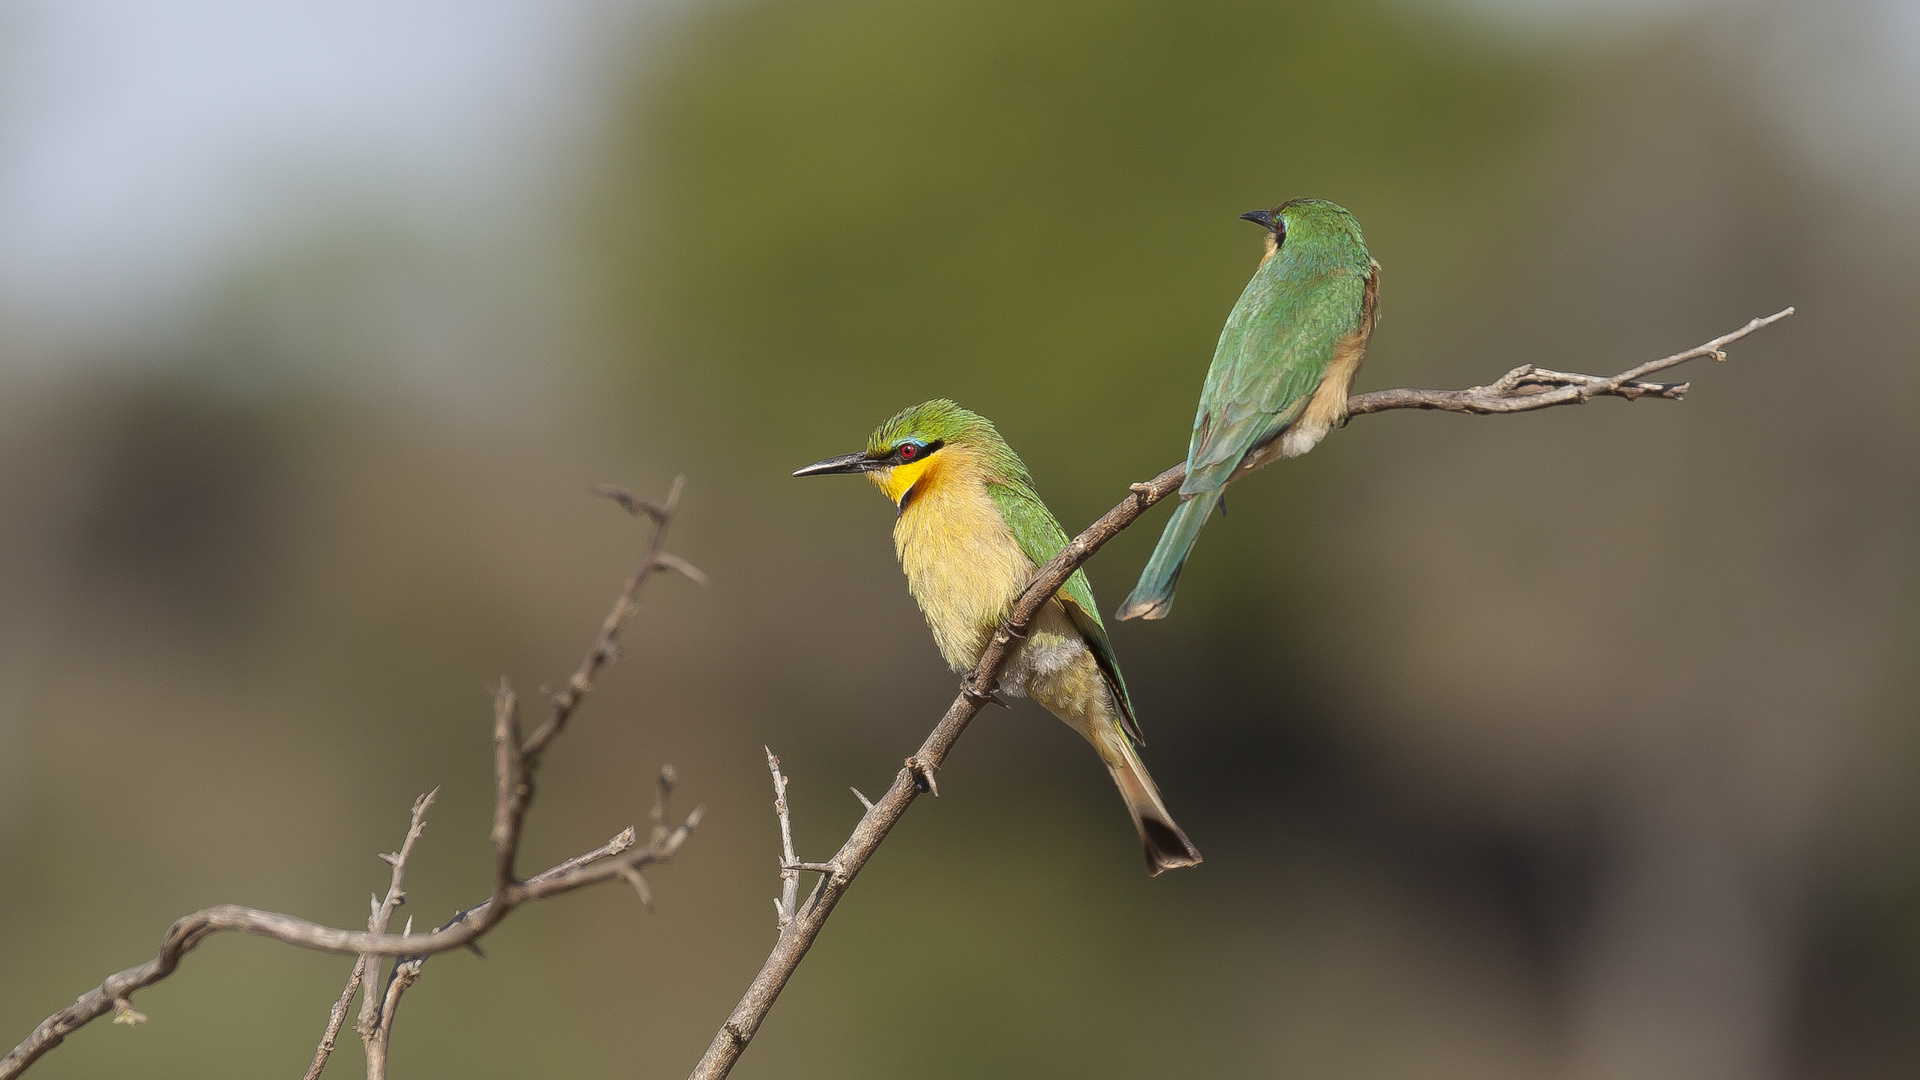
[4,479,708,1080]
[766,751,860,938]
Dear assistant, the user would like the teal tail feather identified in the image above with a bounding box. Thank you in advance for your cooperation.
[1116,488,1222,621]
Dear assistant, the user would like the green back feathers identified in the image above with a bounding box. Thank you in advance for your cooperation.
[1185,198,1373,492]
[876,399,1142,743]
[984,482,1142,742]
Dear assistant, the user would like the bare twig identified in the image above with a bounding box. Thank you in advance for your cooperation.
[490,682,530,897]
[366,949,421,1080]
[767,750,799,932]
[1341,308,1792,418]
[653,551,711,587]
[400,821,650,973]
[591,482,670,523]
[346,769,679,1080]
[304,958,369,1080]
[301,790,436,1080]
[523,475,699,769]
[651,765,678,847]
[3,481,706,1080]
[352,791,436,1078]
[359,793,435,1035]
[687,310,1794,1079]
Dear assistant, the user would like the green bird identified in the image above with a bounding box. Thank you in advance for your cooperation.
[1118,198,1379,621]
[795,400,1202,875]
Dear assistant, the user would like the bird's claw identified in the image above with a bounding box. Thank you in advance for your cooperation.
[907,756,939,796]
[961,679,1011,710]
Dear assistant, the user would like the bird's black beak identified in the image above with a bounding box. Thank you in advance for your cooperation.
[793,451,886,477]
[1239,208,1277,231]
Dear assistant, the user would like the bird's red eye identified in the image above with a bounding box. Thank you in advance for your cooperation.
[899,444,918,460]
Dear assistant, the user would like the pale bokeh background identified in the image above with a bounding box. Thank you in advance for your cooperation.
[2,2,1917,1078]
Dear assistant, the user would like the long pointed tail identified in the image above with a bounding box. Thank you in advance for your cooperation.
[1116,488,1221,621]
[1104,735,1202,876]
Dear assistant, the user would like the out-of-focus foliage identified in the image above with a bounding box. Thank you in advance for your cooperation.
[603,0,1552,484]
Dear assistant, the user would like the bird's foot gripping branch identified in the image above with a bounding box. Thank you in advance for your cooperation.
[1,479,708,1080]
[690,308,1795,1080]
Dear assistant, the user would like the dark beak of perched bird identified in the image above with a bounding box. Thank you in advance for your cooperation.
[1239,208,1278,230]
[793,451,886,477]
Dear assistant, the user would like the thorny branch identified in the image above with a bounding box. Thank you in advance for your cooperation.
[2,479,708,1080]
[1341,308,1794,418]
[522,476,700,768]
[301,789,437,1080]
[767,751,800,933]
[688,308,1795,1080]
[353,792,435,1080]
[349,770,683,1080]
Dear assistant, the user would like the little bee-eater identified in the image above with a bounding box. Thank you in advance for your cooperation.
[1118,198,1379,621]
[795,400,1202,876]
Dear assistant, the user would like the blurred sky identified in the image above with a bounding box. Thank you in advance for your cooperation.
[0,0,658,355]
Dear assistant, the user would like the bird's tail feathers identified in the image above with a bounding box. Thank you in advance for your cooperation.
[1115,488,1222,621]
[1103,735,1201,876]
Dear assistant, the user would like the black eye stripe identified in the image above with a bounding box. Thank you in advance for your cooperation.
[890,439,944,464]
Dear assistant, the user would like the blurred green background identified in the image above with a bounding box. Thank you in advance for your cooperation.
[2,1,1917,1078]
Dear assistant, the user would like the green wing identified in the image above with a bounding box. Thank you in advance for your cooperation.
[1184,257,1369,493]
[986,482,1144,745]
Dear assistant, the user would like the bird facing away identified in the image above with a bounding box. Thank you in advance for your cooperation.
[1117,198,1379,621]
[794,400,1202,876]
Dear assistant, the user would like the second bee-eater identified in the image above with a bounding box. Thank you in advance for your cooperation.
[795,400,1202,876]
[1118,198,1379,621]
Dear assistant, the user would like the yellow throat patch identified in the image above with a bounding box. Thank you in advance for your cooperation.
[871,454,936,507]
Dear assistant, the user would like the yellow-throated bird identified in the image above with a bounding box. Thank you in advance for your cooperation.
[1118,198,1379,621]
[795,400,1202,875]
